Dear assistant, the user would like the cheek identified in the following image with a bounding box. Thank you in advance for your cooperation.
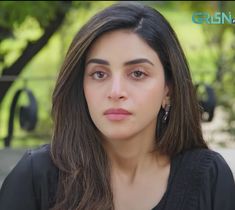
[84,79,104,102]
[84,85,94,109]
[141,92,162,116]
[135,81,166,110]
[84,84,103,118]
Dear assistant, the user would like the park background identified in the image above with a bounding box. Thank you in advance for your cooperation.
[0,1,235,150]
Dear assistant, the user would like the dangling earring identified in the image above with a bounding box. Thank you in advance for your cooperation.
[162,104,171,123]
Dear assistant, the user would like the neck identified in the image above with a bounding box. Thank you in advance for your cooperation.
[107,140,155,172]
[102,130,168,184]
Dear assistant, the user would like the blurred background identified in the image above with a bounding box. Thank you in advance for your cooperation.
[0,1,235,182]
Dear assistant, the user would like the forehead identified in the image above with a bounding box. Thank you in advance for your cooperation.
[86,29,160,64]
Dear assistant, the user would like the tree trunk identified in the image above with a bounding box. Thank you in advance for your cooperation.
[0,2,71,104]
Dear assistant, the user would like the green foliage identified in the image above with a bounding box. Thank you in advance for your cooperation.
[196,3,235,134]
[0,1,61,29]
[0,1,75,72]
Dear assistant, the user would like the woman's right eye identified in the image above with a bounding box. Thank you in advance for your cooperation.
[90,71,108,80]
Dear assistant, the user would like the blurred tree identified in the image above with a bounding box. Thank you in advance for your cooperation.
[0,1,73,103]
[189,1,235,135]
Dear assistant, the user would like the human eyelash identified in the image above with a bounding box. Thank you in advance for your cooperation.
[130,69,148,80]
[89,71,108,80]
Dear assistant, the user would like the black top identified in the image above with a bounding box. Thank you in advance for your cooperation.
[0,144,235,210]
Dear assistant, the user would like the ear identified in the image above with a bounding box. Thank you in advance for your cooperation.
[162,84,171,108]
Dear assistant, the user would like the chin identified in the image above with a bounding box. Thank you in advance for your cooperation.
[102,131,136,142]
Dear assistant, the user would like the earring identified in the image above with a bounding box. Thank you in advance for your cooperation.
[162,104,171,123]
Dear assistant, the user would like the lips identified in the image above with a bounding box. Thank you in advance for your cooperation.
[104,108,132,121]
[104,108,131,115]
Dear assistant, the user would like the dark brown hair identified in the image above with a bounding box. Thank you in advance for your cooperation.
[51,2,208,210]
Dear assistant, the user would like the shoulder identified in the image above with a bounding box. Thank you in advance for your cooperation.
[29,144,58,206]
[171,148,235,209]
[24,144,59,192]
[10,144,57,177]
[180,148,234,178]
[177,148,234,183]
[27,143,51,161]
[173,148,235,195]
[28,144,57,174]
[2,144,55,180]
[0,144,58,209]
[3,144,58,184]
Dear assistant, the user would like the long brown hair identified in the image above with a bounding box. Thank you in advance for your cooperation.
[51,2,208,210]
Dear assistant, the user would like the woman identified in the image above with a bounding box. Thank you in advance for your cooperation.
[0,2,234,210]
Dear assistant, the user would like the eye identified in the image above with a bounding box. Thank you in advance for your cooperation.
[90,71,108,80]
[130,70,147,80]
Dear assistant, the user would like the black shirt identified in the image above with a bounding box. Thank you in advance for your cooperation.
[0,144,235,210]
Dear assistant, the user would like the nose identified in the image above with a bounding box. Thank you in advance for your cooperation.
[108,75,127,101]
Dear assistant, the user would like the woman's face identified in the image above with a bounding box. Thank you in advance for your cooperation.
[84,30,169,141]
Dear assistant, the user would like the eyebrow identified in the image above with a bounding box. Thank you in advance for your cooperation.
[85,58,154,66]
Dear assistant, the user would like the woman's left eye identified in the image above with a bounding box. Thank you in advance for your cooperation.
[130,70,147,80]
